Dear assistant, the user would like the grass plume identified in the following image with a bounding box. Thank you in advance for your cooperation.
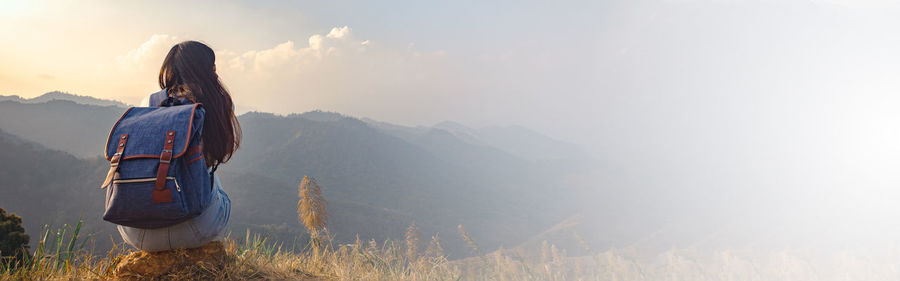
[405,222,420,262]
[298,175,328,238]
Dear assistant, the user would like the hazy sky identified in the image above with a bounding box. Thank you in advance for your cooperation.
[3,0,900,178]
[2,0,898,150]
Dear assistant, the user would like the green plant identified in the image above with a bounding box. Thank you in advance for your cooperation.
[0,207,30,266]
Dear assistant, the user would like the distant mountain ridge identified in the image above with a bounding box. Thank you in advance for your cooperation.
[363,119,585,162]
[0,91,129,108]
[0,98,586,258]
[0,91,584,162]
[0,100,125,158]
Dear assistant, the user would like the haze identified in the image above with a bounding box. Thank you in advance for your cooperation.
[2,0,900,255]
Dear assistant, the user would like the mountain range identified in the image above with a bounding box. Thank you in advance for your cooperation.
[0,92,591,258]
[0,91,129,108]
[1,91,861,260]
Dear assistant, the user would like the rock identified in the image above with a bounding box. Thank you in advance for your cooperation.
[114,241,234,279]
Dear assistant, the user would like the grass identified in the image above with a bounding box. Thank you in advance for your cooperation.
[0,219,130,280]
[3,221,900,280]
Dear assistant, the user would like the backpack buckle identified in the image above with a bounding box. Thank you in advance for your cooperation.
[159,150,173,163]
[101,134,128,188]
[153,131,176,204]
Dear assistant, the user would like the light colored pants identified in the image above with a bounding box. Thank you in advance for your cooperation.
[117,177,230,252]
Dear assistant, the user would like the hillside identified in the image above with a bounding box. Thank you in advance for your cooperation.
[0,100,126,158]
[363,118,586,163]
[0,100,587,258]
[0,129,116,249]
[229,112,578,256]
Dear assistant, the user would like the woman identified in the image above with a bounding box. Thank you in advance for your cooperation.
[118,41,241,252]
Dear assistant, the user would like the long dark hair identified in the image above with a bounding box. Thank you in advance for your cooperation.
[159,41,241,167]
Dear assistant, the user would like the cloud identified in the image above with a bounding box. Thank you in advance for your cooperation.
[326,26,350,39]
[229,41,305,72]
[200,26,465,119]
[308,35,323,50]
[224,26,364,73]
[113,26,459,122]
[116,34,179,71]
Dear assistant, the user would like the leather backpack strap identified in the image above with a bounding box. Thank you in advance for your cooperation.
[152,131,176,204]
[101,134,128,188]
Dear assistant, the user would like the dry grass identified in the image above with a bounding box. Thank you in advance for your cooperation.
[4,189,898,280]
[3,223,900,280]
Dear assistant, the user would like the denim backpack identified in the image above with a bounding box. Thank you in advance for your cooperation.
[100,92,215,228]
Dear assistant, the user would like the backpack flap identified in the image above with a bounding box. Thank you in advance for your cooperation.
[101,104,205,204]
